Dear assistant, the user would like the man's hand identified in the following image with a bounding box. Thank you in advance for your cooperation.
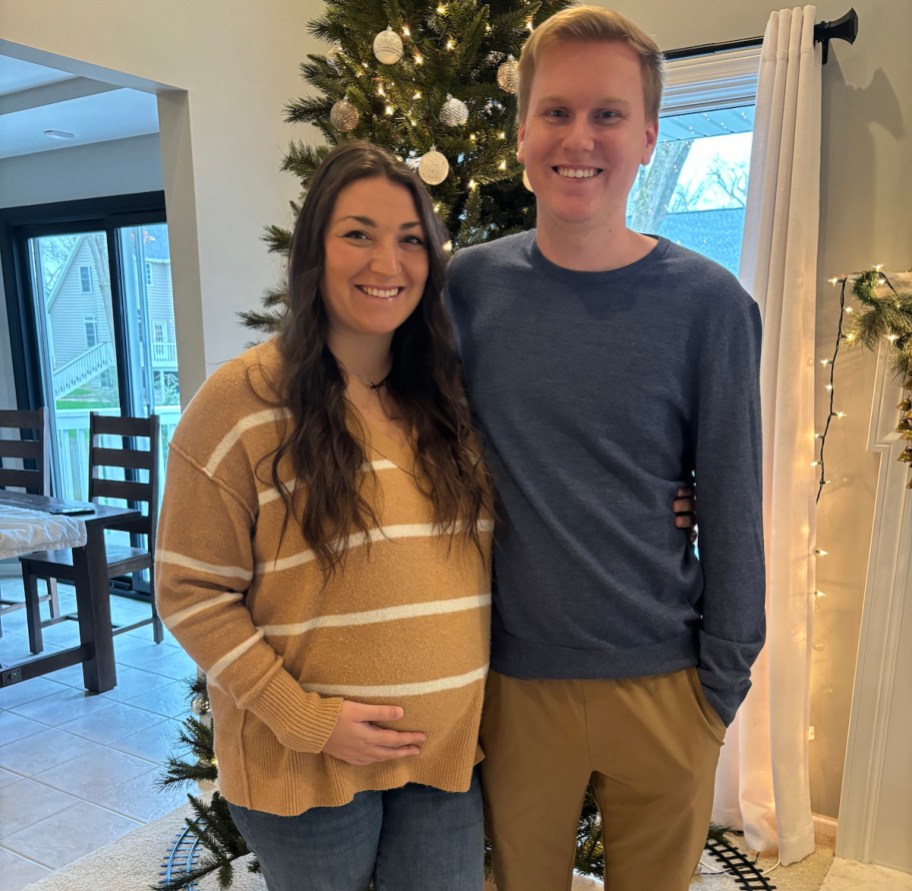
[322,701,426,766]
[674,486,698,543]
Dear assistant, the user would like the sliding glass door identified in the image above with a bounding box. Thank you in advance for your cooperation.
[1,194,180,504]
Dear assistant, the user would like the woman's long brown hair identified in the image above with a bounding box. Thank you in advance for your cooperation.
[272,141,489,575]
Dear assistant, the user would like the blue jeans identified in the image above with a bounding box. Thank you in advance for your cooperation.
[227,770,484,890]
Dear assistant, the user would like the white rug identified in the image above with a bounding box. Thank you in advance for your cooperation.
[22,805,841,891]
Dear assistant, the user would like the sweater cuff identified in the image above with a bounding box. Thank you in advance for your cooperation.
[250,669,344,753]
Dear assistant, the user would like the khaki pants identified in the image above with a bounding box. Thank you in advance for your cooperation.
[480,669,726,891]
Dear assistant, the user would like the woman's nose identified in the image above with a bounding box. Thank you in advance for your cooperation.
[370,240,401,276]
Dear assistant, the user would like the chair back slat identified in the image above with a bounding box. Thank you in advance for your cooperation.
[0,440,43,461]
[92,447,154,472]
[0,467,45,490]
[91,414,155,438]
[92,478,151,504]
[0,407,51,495]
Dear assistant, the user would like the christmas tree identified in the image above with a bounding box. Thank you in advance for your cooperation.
[239,0,571,332]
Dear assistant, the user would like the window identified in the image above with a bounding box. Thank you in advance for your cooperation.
[627,48,760,275]
[84,316,98,348]
[145,261,153,286]
[0,193,181,505]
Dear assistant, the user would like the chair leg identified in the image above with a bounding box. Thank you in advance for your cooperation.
[150,570,164,645]
[47,578,60,619]
[22,568,45,655]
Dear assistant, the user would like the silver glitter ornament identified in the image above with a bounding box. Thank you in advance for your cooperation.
[439,95,469,127]
[330,99,360,132]
[191,695,211,715]
[418,149,450,185]
[497,56,519,93]
[373,27,404,64]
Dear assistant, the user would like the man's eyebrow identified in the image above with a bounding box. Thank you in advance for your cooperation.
[336,215,423,230]
[535,95,632,107]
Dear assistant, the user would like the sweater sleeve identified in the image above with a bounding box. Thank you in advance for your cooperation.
[155,430,343,754]
[692,294,766,725]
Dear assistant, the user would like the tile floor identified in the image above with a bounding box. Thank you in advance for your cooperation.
[0,575,197,891]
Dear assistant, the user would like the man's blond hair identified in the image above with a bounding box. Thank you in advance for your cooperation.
[517,6,665,123]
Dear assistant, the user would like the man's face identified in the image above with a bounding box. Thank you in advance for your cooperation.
[518,40,658,236]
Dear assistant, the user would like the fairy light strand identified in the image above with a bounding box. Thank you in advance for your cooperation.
[816,276,849,502]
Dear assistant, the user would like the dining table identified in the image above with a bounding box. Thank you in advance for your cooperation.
[0,490,141,693]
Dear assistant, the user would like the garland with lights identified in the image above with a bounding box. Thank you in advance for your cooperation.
[816,267,912,495]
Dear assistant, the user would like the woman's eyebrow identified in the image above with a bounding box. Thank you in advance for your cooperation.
[336,215,423,231]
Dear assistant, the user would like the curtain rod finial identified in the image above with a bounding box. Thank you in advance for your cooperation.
[815,8,859,64]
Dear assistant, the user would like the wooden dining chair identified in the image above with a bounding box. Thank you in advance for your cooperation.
[19,411,165,653]
[0,407,60,639]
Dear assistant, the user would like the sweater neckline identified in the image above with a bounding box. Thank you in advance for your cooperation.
[348,407,417,475]
[527,231,670,283]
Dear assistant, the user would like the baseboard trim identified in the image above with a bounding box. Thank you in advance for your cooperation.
[814,813,838,841]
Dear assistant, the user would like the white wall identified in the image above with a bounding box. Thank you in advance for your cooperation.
[0,0,323,398]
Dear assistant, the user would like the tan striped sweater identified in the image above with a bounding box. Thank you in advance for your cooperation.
[155,340,492,816]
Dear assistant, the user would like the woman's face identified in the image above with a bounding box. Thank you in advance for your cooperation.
[321,176,429,346]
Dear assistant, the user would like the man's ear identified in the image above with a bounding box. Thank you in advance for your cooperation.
[641,118,659,165]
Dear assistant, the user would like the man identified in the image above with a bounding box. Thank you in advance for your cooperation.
[446,7,765,890]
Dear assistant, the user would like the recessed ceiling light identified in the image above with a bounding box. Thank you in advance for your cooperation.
[43,129,75,140]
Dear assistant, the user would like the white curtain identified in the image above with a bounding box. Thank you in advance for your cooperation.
[713,5,820,865]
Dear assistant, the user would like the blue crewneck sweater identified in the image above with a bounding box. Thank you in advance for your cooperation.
[447,231,765,725]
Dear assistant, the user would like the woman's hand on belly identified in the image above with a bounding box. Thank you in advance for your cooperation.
[322,701,426,766]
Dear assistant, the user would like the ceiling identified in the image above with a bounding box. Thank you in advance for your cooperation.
[0,55,160,160]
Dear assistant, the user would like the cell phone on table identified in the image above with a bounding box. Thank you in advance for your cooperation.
[50,506,96,516]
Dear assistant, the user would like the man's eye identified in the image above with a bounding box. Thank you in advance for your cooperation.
[543,108,568,119]
[597,110,620,121]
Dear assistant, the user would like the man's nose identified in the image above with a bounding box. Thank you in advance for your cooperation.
[563,116,596,152]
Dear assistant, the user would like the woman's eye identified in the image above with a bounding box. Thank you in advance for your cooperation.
[402,235,426,246]
[342,229,369,240]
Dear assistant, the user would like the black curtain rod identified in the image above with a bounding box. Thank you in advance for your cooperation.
[664,7,858,65]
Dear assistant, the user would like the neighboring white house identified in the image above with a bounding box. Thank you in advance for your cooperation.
[42,227,177,403]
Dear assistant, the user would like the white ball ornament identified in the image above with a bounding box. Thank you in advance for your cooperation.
[373,27,404,64]
[418,149,450,185]
[440,95,469,127]
[329,98,360,132]
[497,56,520,93]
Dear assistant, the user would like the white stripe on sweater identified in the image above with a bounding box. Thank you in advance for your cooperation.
[305,664,488,699]
[255,519,493,574]
[206,629,265,682]
[157,549,252,583]
[204,409,291,476]
[261,593,491,636]
[257,460,397,509]
[162,591,244,630]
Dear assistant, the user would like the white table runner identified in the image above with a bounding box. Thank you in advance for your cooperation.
[0,504,88,559]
